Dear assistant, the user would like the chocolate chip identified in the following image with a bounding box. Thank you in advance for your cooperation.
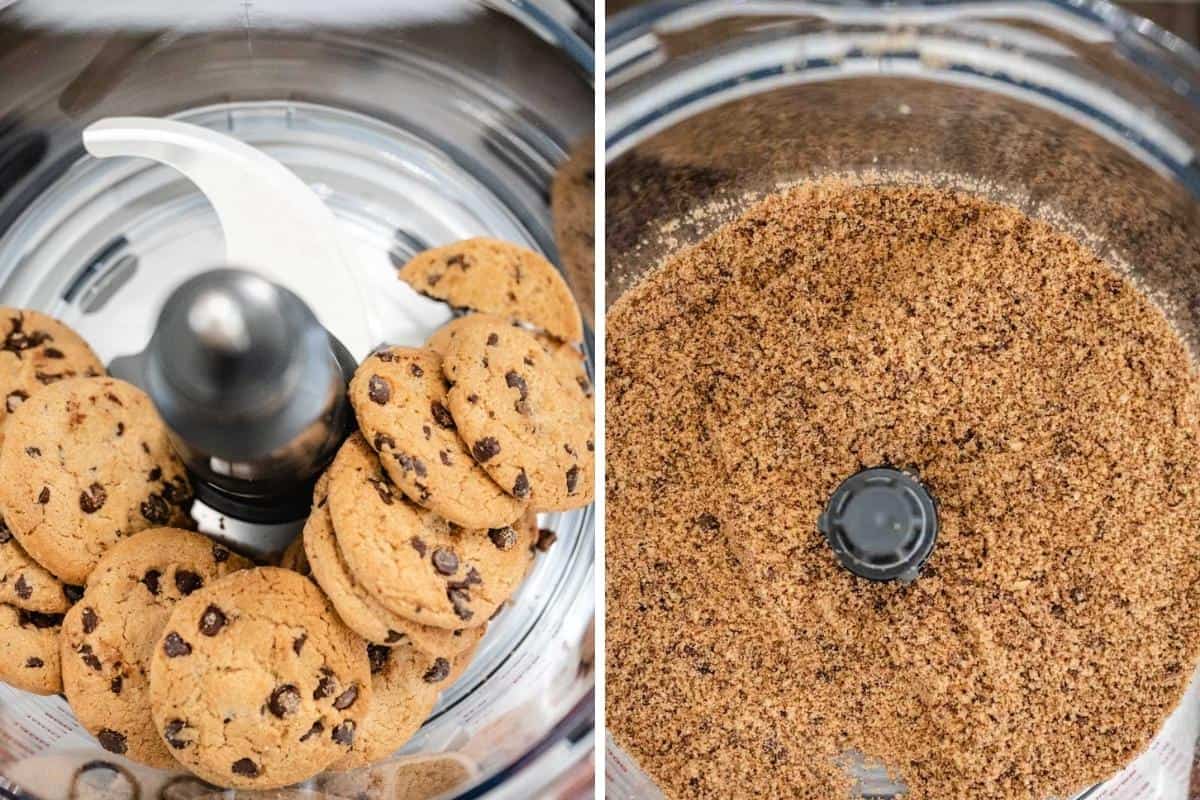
[333,685,359,710]
[14,575,30,600]
[110,674,123,694]
[42,348,63,359]
[467,393,479,404]
[431,401,456,430]
[410,536,429,557]
[513,470,530,499]
[141,569,161,595]
[505,371,529,401]
[439,450,453,466]
[299,720,324,742]
[489,526,516,550]
[448,587,474,621]
[293,633,306,655]
[163,478,191,506]
[536,529,558,552]
[175,570,203,595]
[268,685,301,718]
[367,644,390,674]
[213,543,230,562]
[6,390,28,413]
[395,452,427,478]
[34,371,64,385]
[376,350,395,362]
[422,425,432,439]
[164,719,189,749]
[141,494,170,524]
[115,422,124,437]
[385,629,403,643]
[374,432,396,452]
[566,466,580,495]
[487,333,500,346]
[331,721,355,746]
[368,375,391,404]
[586,439,594,452]
[423,658,450,683]
[97,729,127,754]
[231,757,259,777]
[36,487,49,505]
[163,632,191,657]
[447,253,468,269]
[432,548,459,575]
[410,363,424,377]
[62,584,83,603]
[472,437,500,462]
[0,519,9,544]
[23,447,39,458]
[77,644,101,671]
[148,467,162,482]
[313,670,336,700]
[24,657,42,668]
[367,477,394,505]
[199,605,226,636]
[81,607,99,633]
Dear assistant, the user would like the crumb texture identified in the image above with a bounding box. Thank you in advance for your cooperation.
[605,181,1200,800]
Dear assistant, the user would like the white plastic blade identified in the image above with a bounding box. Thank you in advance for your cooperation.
[82,116,373,359]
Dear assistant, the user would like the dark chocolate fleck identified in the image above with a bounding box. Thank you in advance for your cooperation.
[368,375,391,405]
[513,470,530,499]
[36,487,49,505]
[163,632,191,657]
[431,401,456,429]
[231,757,259,777]
[432,548,459,575]
[24,657,43,668]
[141,569,161,595]
[14,575,31,600]
[81,607,99,633]
[141,494,170,524]
[487,333,499,346]
[175,570,203,595]
[299,720,324,742]
[79,483,106,513]
[367,644,390,674]
[410,363,424,377]
[23,447,39,457]
[423,657,450,683]
[489,526,516,550]
[566,466,580,495]
[110,674,123,694]
[293,633,306,655]
[268,684,301,718]
[213,543,230,562]
[164,719,189,748]
[77,644,102,671]
[333,685,359,710]
[313,670,336,700]
[97,729,127,754]
[331,721,355,746]
[536,529,558,552]
[472,437,500,462]
[5,390,28,413]
[199,605,226,636]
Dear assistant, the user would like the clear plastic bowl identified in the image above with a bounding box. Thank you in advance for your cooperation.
[0,3,594,798]
[605,2,1200,797]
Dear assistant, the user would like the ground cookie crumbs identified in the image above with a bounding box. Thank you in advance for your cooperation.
[606,180,1200,799]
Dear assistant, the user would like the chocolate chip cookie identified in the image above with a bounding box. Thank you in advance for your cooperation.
[0,309,104,443]
[61,528,250,768]
[398,238,583,343]
[149,567,371,789]
[0,516,70,614]
[441,316,594,512]
[304,474,485,658]
[0,377,192,584]
[427,315,591,399]
[327,434,534,629]
[349,346,526,529]
[0,604,63,695]
[328,641,451,772]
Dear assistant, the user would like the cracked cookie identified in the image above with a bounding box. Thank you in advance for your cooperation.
[0,309,104,446]
[0,516,70,614]
[441,316,594,512]
[61,528,250,768]
[149,567,371,789]
[304,473,485,658]
[0,377,192,584]
[349,346,525,529]
[0,604,63,695]
[327,434,533,629]
[328,641,456,772]
[398,238,583,343]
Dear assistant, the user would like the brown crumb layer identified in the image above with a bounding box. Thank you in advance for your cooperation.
[605,180,1200,800]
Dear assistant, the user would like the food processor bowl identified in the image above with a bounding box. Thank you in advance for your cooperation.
[605,1,1200,797]
[0,2,594,798]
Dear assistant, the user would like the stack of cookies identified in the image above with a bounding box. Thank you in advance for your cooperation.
[0,237,592,791]
[289,237,594,772]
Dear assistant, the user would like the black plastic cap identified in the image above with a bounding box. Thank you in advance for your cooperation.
[818,467,938,582]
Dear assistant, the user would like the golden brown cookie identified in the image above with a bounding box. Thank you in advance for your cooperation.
[149,568,371,789]
[0,308,104,439]
[349,347,525,529]
[0,516,70,614]
[61,529,250,768]
[328,641,455,772]
[0,604,63,695]
[304,475,485,658]
[278,535,311,577]
[0,377,192,584]
[427,315,591,400]
[327,435,534,629]
[551,136,596,322]
[398,238,583,343]
[441,316,594,512]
